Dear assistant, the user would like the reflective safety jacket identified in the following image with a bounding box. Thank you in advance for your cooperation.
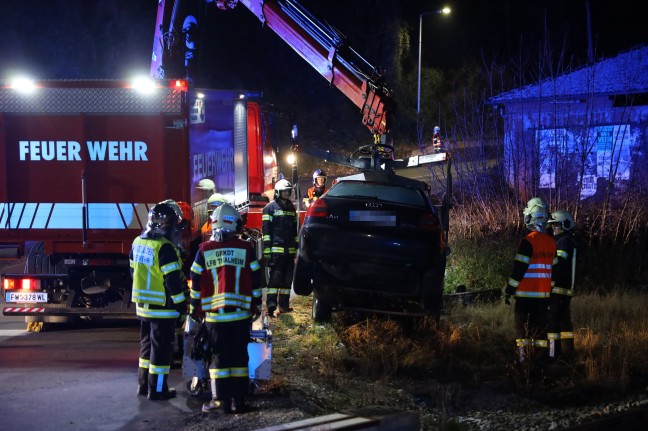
[130,236,187,319]
[190,236,262,323]
[307,185,326,200]
[507,231,556,299]
[262,198,298,256]
[552,231,577,296]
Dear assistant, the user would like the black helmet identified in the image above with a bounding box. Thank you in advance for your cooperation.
[142,203,178,239]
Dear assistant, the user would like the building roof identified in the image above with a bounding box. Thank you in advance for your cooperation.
[490,46,648,104]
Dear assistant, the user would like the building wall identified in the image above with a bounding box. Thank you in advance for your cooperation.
[501,96,647,202]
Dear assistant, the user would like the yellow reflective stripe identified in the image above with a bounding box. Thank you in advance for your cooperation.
[149,364,170,374]
[135,304,179,319]
[205,311,251,322]
[552,287,574,296]
[266,288,278,295]
[252,288,262,298]
[278,288,291,295]
[262,215,272,221]
[516,339,531,347]
[274,210,295,216]
[553,257,559,265]
[557,250,568,259]
[209,368,231,379]
[271,247,284,253]
[515,253,530,264]
[139,358,150,369]
[132,288,166,305]
[160,261,180,275]
[231,367,248,378]
[191,261,204,274]
[507,278,520,288]
[190,290,201,299]
[250,260,261,271]
[288,248,297,254]
[547,333,560,340]
[560,331,574,339]
[533,339,548,347]
[263,248,271,254]
[262,235,271,242]
[515,291,550,298]
[171,292,186,304]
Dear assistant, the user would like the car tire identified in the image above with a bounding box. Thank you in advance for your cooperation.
[311,293,332,323]
[292,258,314,296]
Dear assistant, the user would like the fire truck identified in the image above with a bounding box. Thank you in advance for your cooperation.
[1,0,397,325]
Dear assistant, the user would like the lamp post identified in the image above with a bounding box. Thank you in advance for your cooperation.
[417,6,451,115]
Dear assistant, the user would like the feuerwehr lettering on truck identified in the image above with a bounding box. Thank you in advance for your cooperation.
[18,140,149,161]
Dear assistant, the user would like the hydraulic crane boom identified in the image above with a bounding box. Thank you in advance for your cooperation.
[151,0,394,137]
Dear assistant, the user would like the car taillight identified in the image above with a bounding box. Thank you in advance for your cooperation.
[3,278,12,290]
[306,199,329,218]
[417,213,439,232]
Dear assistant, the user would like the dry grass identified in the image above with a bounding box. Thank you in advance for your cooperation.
[278,291,648,395]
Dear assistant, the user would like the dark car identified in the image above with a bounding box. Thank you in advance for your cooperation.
[292,171,449,322]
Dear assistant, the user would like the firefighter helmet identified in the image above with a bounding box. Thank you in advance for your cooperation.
[143,203,178,239]
[158,199,188,230]
[547,210,576,231]
[207,193,228,213]
[523,197,548,216]
[434,126,440,134]
[312,169,327,187]
[524,204,548,232]
[274,179,292,199]
[210,203,242,241]
[196,178,215,192]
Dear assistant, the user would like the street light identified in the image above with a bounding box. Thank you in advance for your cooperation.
[417,6,451,115]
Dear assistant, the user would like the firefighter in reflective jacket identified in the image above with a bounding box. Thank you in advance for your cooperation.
[505,204,556,363]
[303,169,327,208]
[546,210,577,359]
[262,179,298,315]
[190,204,262,414]
[130,202,188,400]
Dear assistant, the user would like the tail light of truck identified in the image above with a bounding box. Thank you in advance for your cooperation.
[3,277,41,291]
[306,199,328,218]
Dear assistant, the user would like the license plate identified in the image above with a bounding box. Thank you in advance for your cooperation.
[5,292,48,303]
[349,210,396,226]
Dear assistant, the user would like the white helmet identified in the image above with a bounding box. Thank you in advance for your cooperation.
[196,178,215,192]
[547,210,575,231]
[274,179,292,199]
[524,204,548,232]
[523,197,548,216]
[207,193,228,213]
[210,203,242,241]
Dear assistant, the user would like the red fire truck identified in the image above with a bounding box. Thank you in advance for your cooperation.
[0,79,279,324]
[1,0,397,325]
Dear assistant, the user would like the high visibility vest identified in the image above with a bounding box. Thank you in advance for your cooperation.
[130,236,182,307]
[515,231,555,299]
[191,238,261,323]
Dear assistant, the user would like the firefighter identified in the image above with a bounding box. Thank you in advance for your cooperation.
[130,202,188,400]
[432,126,443,151]
[505,204,556,364]
[303,169,327,208]
[546,210,577,360]
[200,193,230,242]
[190,204,262,414]
[263,179,298,316]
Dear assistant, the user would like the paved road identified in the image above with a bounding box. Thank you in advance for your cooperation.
[0,304,193,430]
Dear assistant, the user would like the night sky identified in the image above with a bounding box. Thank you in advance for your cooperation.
[0,0,645,148]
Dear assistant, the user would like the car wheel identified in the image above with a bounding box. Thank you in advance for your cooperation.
[312,293,332,323]
[292,258,314,296]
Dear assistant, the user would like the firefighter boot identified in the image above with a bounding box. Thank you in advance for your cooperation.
[202,379,232,414]
[137,367,148,396]
[147,373,177,400]
[266,300,277,317]
[278,293,292,314]
[231,397,248,413]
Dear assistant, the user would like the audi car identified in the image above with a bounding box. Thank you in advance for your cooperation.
[293,171,449,322]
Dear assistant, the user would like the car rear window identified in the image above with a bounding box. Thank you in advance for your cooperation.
[327,181,429,208]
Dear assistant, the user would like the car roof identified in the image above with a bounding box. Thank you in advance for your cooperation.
[334,171,430,192]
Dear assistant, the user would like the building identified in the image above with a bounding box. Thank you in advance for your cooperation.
[490,46,648,202]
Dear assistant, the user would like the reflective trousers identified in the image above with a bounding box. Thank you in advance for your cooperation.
[267,253,294,311]
[206,318,250,400]
[139,318,176,394]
